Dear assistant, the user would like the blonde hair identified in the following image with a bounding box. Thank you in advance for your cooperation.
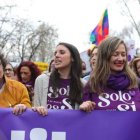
[90,36,138,95]
[130,57,140,77]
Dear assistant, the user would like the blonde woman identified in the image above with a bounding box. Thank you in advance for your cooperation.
[80,36,140,111]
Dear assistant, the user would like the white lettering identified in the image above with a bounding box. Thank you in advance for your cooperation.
[47,98,72,109]
[49,86,54,93]
[110,93,119,101]
[59,88,67,95]
[47,104,52,109]
[97,91,136,111]
[30,128,47,140]
[52,132,66,140]
[123,93,131,101]
[53,105,60,109]
[62,98,73,109]
[48,93,59,98]
[98,93,110,107]
[47,104,59,109]
[130,102,136,111]
[117,104,130,111]
[48,86,70,98]
[11,130,66,140]
[118,91,134,104]
[117,102,136,111]
[11,130,25,140]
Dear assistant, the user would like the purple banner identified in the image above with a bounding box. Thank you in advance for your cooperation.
[1,108,140,140]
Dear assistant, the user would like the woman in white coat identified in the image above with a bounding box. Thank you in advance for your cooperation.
[33,42,86,115]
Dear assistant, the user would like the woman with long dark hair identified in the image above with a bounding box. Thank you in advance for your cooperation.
[33,42,86,115]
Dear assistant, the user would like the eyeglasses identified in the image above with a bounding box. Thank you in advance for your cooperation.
[5,68,13,72]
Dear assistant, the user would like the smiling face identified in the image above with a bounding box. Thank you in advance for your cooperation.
[54,45,73,71]
[109,43,127,73]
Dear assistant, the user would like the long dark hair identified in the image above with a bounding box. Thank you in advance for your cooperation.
[50,42,83,105]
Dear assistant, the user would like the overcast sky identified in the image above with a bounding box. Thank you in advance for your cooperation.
[1,0,139,52]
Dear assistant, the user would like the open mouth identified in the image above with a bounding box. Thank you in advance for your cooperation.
[55,59,62,65]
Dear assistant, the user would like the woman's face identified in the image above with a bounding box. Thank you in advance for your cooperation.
[90,48,98,70]
[109,43,127,73]
[5,64,14,78]
[54,45,72,70]
[20,66,31,83]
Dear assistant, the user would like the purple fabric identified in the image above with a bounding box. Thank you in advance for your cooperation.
[83,73,140,111]
[47,79,73,109]
[107,72,130,90]
[23,81,34,101]
[128,54,131,61]
[1,109,140,140]
[23,81,34,88]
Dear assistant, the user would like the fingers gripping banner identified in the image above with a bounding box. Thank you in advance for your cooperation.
[0,109,140,140]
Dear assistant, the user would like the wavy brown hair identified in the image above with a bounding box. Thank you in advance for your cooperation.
[17,61,41,87]
[130,57,140,77]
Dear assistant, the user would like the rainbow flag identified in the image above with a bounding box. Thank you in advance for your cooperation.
[90,9,109,45]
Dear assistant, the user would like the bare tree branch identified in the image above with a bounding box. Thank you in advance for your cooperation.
[121,0,140,36]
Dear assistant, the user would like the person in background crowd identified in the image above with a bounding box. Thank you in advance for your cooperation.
[81,60,87,78]
[88,46,98,70]
[16,61,41,104]
[80,36,140,111]
[4,63,16,80]
[48,59,55,72]
[0,53,31,115]
[33,42,86,116]
[83,46,98,81]
[129,56,140,89]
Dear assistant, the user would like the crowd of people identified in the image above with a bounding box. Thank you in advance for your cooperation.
[1,36,140,116]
